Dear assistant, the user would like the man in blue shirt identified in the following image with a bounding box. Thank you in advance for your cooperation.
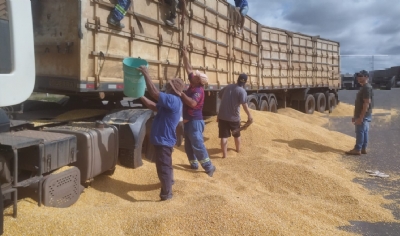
[234,0,249,33]
[137,66,184,201]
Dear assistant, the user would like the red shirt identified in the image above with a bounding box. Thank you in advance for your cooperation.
[183,73,204,121]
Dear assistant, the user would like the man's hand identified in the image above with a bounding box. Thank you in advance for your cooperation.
[247,115,253,124]
[355,117,363,125]
[136,66,149,75]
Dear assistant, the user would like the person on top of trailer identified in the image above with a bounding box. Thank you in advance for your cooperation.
[217,74,253,159]
[163,0,191,27]
[179,46,216,176]
[137,66,184,201]
[107,0,131,29]
[234,0,249,33]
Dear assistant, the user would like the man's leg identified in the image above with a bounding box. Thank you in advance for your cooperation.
[154,145,173,200]
[362,117,371,153]
[234,136,241,153]
[239,5,249,31]
[354,124,364,151]
[188,120,215,176]
[218,119,230,158]
[166,0,179,26]
[108,0,131,28]
[221,138,228,159]
[184,122,199,169]
[231,121,241,153]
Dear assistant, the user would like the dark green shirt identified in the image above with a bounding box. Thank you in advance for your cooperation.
[354,83,373,118]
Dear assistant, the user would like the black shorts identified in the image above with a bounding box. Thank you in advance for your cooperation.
[218,119,241,138]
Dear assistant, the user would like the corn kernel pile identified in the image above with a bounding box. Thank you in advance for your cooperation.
[4,106,399,235]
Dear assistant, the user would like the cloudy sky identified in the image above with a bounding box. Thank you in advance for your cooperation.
[226,0,400,74]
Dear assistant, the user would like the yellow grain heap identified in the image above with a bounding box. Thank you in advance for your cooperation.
[4,108,398,235]
[33,109,108,127]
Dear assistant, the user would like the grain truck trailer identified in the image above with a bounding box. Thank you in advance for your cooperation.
[0,0,341,228]
[30,0,340,114]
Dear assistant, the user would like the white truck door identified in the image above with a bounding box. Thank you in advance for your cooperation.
[0,0,35,107]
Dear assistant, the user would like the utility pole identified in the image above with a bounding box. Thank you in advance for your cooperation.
[340,55,389,72]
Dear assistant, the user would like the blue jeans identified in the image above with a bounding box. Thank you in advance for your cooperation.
[110,0,131,22]
[240,5,249,16]
[184,120,213,171]
[354,114,372,151]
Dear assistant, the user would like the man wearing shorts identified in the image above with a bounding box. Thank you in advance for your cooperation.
[234,0,249,33]
[217,74,253,158]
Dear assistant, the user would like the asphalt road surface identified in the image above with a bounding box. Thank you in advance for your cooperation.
[329,87,400,235]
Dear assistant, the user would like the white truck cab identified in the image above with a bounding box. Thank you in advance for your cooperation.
[0,0,35,107]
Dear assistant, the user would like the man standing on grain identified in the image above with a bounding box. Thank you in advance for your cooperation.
[345,70,373,155]
[137,66,184,201]
[217,74,253,159]
[179,46,216,177]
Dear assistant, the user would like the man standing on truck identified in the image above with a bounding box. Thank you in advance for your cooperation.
[164,0,189,27]
[137,66,184,201]
[217,74,253,159]
[345,70,373,155]
[107,0,131,29]
[179,47,216,176]
[234,0,249,33]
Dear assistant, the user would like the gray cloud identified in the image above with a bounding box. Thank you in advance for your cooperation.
[226,0,400,73]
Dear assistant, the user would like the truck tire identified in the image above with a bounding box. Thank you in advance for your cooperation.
[259,100,269,111]
[327,93,336,113]
[268,98,278,113]
[247,100,258,110]
[313,93,326,113]
[303,94,315,114]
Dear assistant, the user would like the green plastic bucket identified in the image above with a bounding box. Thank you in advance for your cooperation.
[123,57,148,98]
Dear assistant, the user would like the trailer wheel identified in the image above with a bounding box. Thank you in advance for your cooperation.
[259,100,269,111]
[268,98,278,113]
[247,100,258,110]
[313,93,326,113]
[303,94,315,114]
[329,93,337,110]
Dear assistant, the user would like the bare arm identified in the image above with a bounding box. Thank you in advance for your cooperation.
[137,66,160,101]
[359,98,371,119]
[180,92,197,108]
[241,103,253,122]
[181,47,193,75]
[140,96,157,112]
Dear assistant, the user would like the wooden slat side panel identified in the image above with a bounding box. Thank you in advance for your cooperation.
[32,0,80,79]
[260,27,289,88]
[0,0,7,20]
[188,0,231,87]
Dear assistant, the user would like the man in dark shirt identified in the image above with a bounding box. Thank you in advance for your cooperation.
[345,70,373,155]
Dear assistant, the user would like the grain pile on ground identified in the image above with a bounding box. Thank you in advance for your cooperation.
[278,108,328,126]
[4,109,398,235]
[329,102,355,117]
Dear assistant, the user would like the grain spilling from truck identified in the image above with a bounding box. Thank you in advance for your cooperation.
[4,109,396,235]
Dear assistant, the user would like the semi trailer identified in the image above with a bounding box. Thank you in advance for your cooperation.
[0,0,341,231]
